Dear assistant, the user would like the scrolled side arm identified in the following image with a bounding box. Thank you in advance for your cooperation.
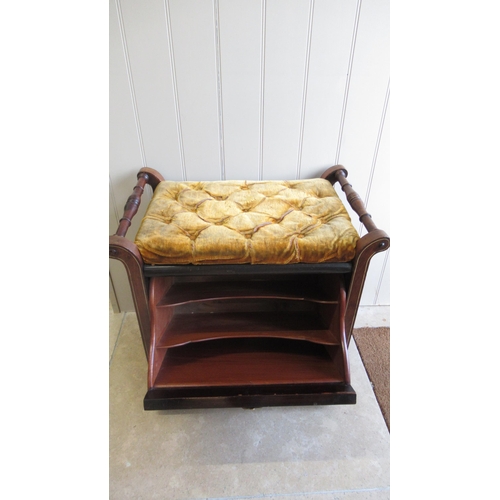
[109,167,164,358]
[321,165,390,344]
[109,236,151,357]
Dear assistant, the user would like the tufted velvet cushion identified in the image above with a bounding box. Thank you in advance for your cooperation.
[134,179,359,265]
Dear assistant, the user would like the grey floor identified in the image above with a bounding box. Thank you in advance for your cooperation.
[109,307,390,500]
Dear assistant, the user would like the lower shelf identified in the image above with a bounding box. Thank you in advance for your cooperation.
[153,338,344,387]
[145,338,354,410]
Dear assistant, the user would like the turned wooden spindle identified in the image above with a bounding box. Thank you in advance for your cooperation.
[321,165,377,233]
[115,172,150,238]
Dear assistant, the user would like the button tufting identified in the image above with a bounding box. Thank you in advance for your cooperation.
[135,179,359,265]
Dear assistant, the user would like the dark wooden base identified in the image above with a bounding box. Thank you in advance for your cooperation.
[144,384,356,410]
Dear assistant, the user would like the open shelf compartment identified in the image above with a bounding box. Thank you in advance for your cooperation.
[144,272,354,410]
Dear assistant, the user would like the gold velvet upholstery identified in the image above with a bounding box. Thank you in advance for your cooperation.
[134,179,359,265]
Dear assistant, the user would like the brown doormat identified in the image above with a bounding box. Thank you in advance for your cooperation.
[353,327,390,431]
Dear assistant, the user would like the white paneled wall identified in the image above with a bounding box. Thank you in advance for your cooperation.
[218,0,262,179]
[109,0,390,311]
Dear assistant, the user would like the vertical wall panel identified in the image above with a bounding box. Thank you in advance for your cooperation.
[262,0,311,180]
[334,0,389,305]
[218,0,262,180]
[110,0,153,311]
[169,0,221,180]
[361,96,390,237]
[119,0,184,180]
[109,176,120,235]
[359,95,390,305]
[337,0,389,194]
[376,251,390,305]
[299,0,357,179]
[109,0,143,186]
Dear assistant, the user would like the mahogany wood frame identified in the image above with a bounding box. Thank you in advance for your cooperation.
[109,166,389,410]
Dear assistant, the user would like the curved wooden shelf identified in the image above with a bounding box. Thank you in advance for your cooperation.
[155,310,339,348]
[156,278,339,307]
[153,338,345,388]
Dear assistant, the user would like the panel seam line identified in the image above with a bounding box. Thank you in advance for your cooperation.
[335,0,362,164]
[364,80,390,207]
[163,0,187,181]
[213,0,226,180]
[115,0,147,168]
[296,0,315,180]
[258,0,267,181]
[358,79,390,235]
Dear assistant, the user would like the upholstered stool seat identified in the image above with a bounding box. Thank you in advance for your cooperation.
[135,179,359,265]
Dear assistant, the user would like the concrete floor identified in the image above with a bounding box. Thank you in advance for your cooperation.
[109,307,390,499]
